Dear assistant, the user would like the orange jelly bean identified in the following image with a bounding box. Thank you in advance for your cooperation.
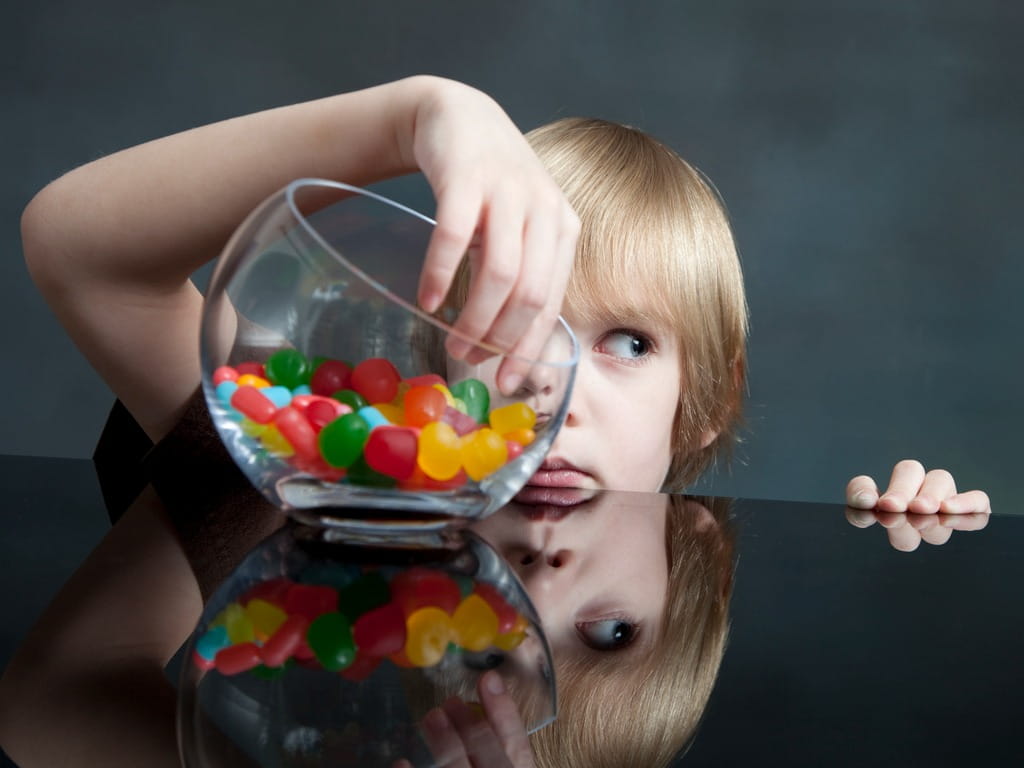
[403,385,447,428]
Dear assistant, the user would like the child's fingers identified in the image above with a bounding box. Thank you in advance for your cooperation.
[420,185,483,316]
[938,510,991,531]
[846,475,879,509]
[919,524,954,546]
[907,469,956,516]
[885,519,923,552]
[478,671,535,767]
[877,460,926,513]
[940,489,992,517]
[419,706,475,768]
[441,697,515,767]
[844,506,878,528]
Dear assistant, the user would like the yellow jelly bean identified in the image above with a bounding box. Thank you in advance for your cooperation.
[489,403,536,435]
[432,383,456,408]
[240,418,268,438]
[237,374,271,388]
[461,428,508,482]
[493,630,526,651]
[405,607,454,667]
[372,402,405,424]
[245,598,288,640]
[417,422,462,481]
[225,604,256,644]
[260,424,295,457]
[503,428,536,446]
[452,594,499,652]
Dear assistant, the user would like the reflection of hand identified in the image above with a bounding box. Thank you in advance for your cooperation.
[410,78,580,393]
[393,670,535,768]
[845,459,991,551]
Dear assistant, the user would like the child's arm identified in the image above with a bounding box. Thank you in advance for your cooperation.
[845,460,992,551]
[22,75,578,444]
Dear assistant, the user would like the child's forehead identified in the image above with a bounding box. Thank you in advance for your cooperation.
[563,284,676,335]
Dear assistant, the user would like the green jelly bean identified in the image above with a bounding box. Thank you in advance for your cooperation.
[452,573,475,599]
[250,663,288,680]
[345,455,396,489]
[451,379,490,424]
[337,572,390,624]
[265,349,311,389]
[307,612,356,671]
[331,389,368,412]
[318,412,370,468]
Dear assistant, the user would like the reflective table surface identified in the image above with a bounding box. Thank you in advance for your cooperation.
[1,454,1021,767]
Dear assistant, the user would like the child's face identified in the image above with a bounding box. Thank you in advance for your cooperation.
[471,490,669,660]
[519,304,681,498]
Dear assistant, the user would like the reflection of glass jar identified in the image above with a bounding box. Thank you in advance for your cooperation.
[177,523,555,767]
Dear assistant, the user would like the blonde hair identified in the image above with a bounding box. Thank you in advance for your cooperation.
[528,495,734,767]
[525,118,749,491]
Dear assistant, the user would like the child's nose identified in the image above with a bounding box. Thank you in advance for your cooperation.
[512,547,574,569]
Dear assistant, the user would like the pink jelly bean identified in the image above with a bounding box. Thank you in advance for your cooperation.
[274,406,319,460]
[214,642,262,675]
[213,366,239,385]
[231,386,277,423]
[441,406,481,437]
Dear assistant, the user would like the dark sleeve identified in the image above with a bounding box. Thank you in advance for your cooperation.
[94,390,284,600]
[92,399,154,525]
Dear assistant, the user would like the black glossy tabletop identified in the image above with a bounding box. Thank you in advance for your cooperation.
[1,454,1021,767]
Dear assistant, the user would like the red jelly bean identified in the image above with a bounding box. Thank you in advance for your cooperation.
[364,426,419,480]
[192,649,215,671]
[506,440,523,460]
[423,468,469,491]
[230,386,277,423]
[260,614,309,668]
[474,583,519,634]
[235,362,266,378]
[285,584,338,620]
[350,358,401,404]
[274,406,319,460]
[240,577,294,608]
[305,398,348,431]
[352,602,407,657]
[391,568,462,616]
[213,366,239,385]
[214,642,262,675]
[340,652,382,681]
[403,386,447,428]
[311,360,352,396]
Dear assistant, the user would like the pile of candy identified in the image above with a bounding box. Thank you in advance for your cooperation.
[193,566,528,679]
[211,350,537,488]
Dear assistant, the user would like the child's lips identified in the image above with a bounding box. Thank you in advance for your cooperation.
[513,485,596,509]
[526,459,595,490]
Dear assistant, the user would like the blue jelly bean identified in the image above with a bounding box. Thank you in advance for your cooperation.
[196,625,230,661]
[291,384,312,397]
[216,380,239,404]
[358,406,389,431]
[262,386,293,408]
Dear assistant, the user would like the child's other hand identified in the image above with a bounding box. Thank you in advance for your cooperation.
[845,459,991,551]
[409,79,580,394]
[393,670,536,768]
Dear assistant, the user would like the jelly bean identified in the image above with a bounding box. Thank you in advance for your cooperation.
[340,652,382,681]
[337,572,390,623]
[226,605,256,644]
[390,381,411,406]
[389,647,416,668]
[250,664,288,680]
[503,428,536,446]
[331,389,368,412]
[318,412,370,468]
[417,422,462,481]
[310,359,352,396]
[371,403,404,425]
[262,386,294,409]
[274,406,319,461]
[357,406,390,431]
[350,358,401,404]
[192,649,215,671]
[403,373,446,389]
[285,583,338,620]
[364,426,419,480]
[344,455,397,488]
[441,406,480,436]
[237,374,271,389]
[305,398,349,432]
[215,642,263,675]
[210,602,245,630]
[461,428,508,482]
[231,386,277,423]
[505,440,523,460]
[452,397,470,415]
[241,577,293,607]
[265,349,311,389]
[213,366,238,385]
[292,384,311,396]
[390,568,462,616]
[216,380,239,404]
[450,379,490,424]
[196,625,230,662]
[403,385,447,428]
[473,583,518,634]
[489,402,537,435]
[240,418,267,438]
[260,424,294,457]
[493,629,527,651]
[260,614,308,668]
[422,468,469,491]
[291,454,345,482]
[307,612,356,671]
[433,384,456,408]
[452,574,475,599]
[405,607,454,667]
[245,598,288,639]
[235,362,265,378]
[352,602,406,657]
[452,594,500,652]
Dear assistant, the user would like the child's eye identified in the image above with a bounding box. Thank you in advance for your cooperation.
[576,618,639,651]
[596,330,652,360]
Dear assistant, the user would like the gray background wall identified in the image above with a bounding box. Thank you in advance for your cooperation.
[3,0,1021,512]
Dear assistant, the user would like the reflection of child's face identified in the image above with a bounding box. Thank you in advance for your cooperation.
[521,305,680,499]
[471,491,668,660]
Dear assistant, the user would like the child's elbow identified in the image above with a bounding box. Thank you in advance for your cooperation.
[21,178,79,301]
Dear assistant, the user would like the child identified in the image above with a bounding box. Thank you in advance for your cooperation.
[0,75,989,767]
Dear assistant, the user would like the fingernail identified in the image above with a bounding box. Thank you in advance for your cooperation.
[420,291,441,314]
[484,671,505,695]
[855,492,876,507]
[500,373,522,395]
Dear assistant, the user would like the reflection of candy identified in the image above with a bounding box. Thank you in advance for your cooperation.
[352,603,406,657]
[260,615,308,668]
[390,568,462,616]
[452,595,500,652]
[405,607,454,667]
[307,612,356,670]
